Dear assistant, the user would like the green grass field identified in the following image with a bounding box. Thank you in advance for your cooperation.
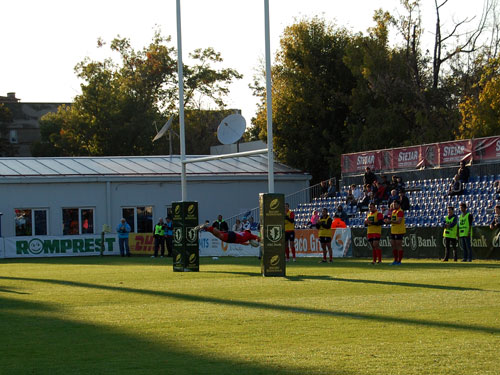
[0,257,499,375]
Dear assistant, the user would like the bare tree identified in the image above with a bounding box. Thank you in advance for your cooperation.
[432,0,495,88]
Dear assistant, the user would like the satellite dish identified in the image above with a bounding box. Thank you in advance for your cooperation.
[153,116,174,142]
[217,114,246,145]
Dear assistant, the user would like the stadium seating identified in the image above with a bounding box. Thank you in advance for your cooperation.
[293,175,498,229]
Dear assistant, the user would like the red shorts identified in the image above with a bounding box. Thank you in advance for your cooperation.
[367,233,381,241]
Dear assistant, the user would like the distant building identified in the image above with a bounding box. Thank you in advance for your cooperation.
[0,92,68,156]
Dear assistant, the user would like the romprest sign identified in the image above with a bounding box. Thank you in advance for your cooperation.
[4,235,119,258]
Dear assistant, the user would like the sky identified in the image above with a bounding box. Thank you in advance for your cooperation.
[1,0,483,123]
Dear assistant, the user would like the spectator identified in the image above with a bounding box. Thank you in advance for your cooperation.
[164,215,173,257]
[489,204,500,230]
[308,210,320,228]
[346,188,357,207]
[399,190,410,211]
[116,218,131,257]
[351,184,363,201]
[152,218,165,258]
[457,160,470,183]
[232,218,243,232]
[387,189,399,207]
[373,181,386,205]
[458,202,473,262]
[363,167,377,186]
[319,180,328,197]
[442,206,458,261]
[326,178,336,198]
[331,216,347,228]
[335,205,348,223]
[447,175,464,196]
[212,214,229,232]
[357,190,372,212]
[241,216,251,231]
[380,175,390,189]
[248,216,259,231]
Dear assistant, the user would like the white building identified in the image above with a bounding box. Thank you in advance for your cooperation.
[0,155,311,238]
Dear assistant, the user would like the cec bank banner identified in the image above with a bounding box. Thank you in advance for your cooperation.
[4,235,119,258]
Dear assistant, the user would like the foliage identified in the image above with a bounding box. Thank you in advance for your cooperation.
[459,57,500,138]
[249,18,356,182]
[33,31,242,156]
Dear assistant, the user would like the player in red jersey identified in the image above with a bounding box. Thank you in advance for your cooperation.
[195,223,260,247]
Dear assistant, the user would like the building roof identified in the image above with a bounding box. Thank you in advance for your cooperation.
[0,155,307,179]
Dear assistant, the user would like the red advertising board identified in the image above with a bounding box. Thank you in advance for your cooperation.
[472,136,500,162]
[341,151,383,174]
[438,139,472,165]
[392,146,421,170]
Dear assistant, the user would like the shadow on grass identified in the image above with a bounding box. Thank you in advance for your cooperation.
[0,293,345,375]
[1,276,498,336]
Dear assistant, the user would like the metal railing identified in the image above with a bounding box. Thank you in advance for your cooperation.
[224,181,330,230]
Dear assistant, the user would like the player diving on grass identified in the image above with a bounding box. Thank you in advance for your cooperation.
[194,223,261,247]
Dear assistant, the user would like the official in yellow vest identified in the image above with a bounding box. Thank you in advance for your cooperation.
[458,202,473,262]
[316,208,333,263]
[385,200,405,265]
[153,218,165,258]
[442,206,458,261]
[285,203,296,262]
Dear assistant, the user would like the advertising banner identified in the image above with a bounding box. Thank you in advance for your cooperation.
[341,151,383,174]
[392,146,422,170]
[351,226,500,259]
[199,231,260,257]
[3,235,119,258]
[438,139,472,166]
[473,136,500,163]
[260,193,286,276]
[294,228,352,258]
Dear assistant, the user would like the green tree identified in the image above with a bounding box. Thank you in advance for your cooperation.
[33,31,241,156]
[459,57,500,137]
[250,18,355,182]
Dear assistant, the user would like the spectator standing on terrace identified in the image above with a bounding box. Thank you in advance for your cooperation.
[319,180,328,197]
[363,167,377,186]
[373,181,386,205]
[458,202,473,262]
[399,190,410,211]
[457,160,470,183]
[442,206,458,261]
[352,184,363,202]
[385,200,405,265]
[365,202,384,264]
[447,175,464,197]
[232,219,243,232]
[387,189,399,207]
[316,208,333,263]
[325,178,336,198]
[284,203,296,262]
[116,218,131,257]
[212,214,229,232]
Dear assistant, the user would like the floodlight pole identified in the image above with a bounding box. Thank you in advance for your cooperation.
[264,0,275,193]
[177,0,187,201]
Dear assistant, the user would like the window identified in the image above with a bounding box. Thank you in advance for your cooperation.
[121,206,153,233]
[9,130,18,144]
[62,208,94,235]
[15,209,48,236]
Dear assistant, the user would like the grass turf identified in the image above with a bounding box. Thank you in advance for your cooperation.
[0,256,499,375]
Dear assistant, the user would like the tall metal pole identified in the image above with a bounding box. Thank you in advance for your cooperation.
[264,0,275,193]
[176,0,187,201]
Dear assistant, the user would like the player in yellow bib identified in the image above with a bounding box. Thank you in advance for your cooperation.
[365,202,384,264]
[385,200,405,265]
